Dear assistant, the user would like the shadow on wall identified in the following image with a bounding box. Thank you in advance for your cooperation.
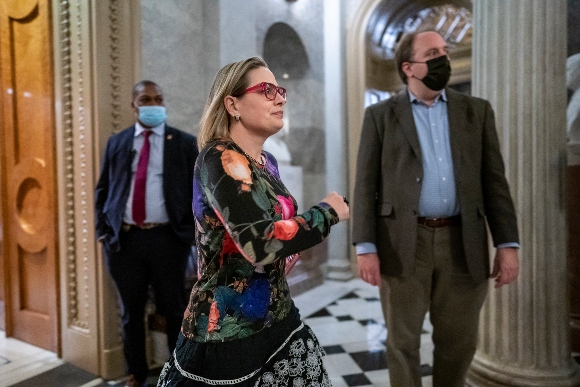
[262,22,324,175]
[264,22,310,80]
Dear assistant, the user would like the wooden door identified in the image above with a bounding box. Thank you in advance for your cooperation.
[0,120,4,332]
[0,0,59,352]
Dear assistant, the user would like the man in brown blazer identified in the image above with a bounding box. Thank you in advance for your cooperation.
[352,30,520,387]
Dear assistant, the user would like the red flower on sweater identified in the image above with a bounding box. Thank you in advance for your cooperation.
[277,195,295,220]
[219,232,239,266]
[207,301,220,333]
[272,219,299,240]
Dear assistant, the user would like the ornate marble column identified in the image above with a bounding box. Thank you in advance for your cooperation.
[324,0,352,280]
[467,1,580,385]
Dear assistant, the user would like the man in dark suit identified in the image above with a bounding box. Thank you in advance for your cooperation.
[352,30,520,386]
[95,80,198,387]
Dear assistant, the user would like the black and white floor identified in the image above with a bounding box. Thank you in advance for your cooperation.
[1,278,579,387]
[295,279,434,387]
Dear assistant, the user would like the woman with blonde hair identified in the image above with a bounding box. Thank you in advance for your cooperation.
[157,56,349,386]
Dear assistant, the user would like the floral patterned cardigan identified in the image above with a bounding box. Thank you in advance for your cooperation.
[182,139,339,343]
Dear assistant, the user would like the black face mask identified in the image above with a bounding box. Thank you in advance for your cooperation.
[412,55,451,91]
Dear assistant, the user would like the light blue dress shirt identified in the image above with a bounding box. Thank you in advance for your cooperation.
[411,90,459,218]
[356,90,518,255]
[124,121,169,224]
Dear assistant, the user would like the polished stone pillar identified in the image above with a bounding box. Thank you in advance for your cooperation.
[467,0,580,385]
[324,0,352,280]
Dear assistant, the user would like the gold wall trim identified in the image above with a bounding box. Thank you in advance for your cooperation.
[109,0,122,132]
[54,0,100,373]
[55,0,91,332]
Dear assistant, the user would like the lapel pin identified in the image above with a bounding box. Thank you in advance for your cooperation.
[167,134,173,140]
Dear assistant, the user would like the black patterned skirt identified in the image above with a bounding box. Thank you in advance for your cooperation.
[157,305,331,386]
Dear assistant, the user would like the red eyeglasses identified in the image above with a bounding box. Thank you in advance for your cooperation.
[244,82,287,100]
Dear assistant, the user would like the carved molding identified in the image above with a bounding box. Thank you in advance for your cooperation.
[368,4,472,60]
[73,0,92,330]
[104,0,124,341]
[56,0,86,330]
[346,0,382,200]
[108,0,122,132]
[55,0,97,331]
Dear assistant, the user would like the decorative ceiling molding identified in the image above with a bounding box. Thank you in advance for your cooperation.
[367,0,472,60]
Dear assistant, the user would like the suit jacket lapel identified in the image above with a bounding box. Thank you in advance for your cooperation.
[122,126,135,166]
[109,126,135,235]
[163,126,177,202]
[446,89,466,180]
[393,90,422,158]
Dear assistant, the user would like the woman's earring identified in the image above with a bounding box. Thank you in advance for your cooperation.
[234,115,240,121]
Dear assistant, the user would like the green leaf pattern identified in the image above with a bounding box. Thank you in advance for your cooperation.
[182,140,339,343]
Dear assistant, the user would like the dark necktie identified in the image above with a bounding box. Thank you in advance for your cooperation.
[132,130,152,226]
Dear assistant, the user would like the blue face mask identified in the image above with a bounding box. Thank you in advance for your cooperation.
[138,106,167,127]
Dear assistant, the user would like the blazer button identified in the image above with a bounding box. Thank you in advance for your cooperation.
[416,177,421,183]
[412,210,417,215]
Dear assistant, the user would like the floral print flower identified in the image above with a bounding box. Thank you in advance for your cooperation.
[262,372,275,384]
[183,139,340,343]
[289,339,306,357]
[220,232,239,265]
[240,278,271,320]
[221,149,252,191]
[277,195,295,220]
[274,359,289,376]
[293,378,305,387]
[207,301,220,333]
[252,335,329,386]
[272,219,299,240]
[288,357,305,377]
[305,352,320,369]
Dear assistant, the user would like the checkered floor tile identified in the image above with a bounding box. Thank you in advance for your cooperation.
[298,280,435,386]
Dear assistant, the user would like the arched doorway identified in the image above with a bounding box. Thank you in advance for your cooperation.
[346,0,473,197]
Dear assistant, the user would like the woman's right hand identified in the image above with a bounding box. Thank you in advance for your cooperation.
[321,191,350,222]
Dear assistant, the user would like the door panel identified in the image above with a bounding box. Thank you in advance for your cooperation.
[0,130,4,332]
[0,0,59,352]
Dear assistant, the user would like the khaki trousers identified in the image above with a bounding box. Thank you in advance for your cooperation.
[380,224,488,387]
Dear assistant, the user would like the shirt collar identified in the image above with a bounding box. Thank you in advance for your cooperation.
[408,88,447,104]
[134,121,165,137]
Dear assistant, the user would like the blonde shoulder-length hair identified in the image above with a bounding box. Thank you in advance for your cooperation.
[197,56,268,150]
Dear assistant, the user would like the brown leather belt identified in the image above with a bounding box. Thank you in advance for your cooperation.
[417,215,461,228]
[121,222,169,232]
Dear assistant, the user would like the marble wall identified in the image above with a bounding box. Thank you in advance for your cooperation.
[141,0,220,135]
[142,0,334,210]
[259,0,327,208]
[219,0,328,208]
